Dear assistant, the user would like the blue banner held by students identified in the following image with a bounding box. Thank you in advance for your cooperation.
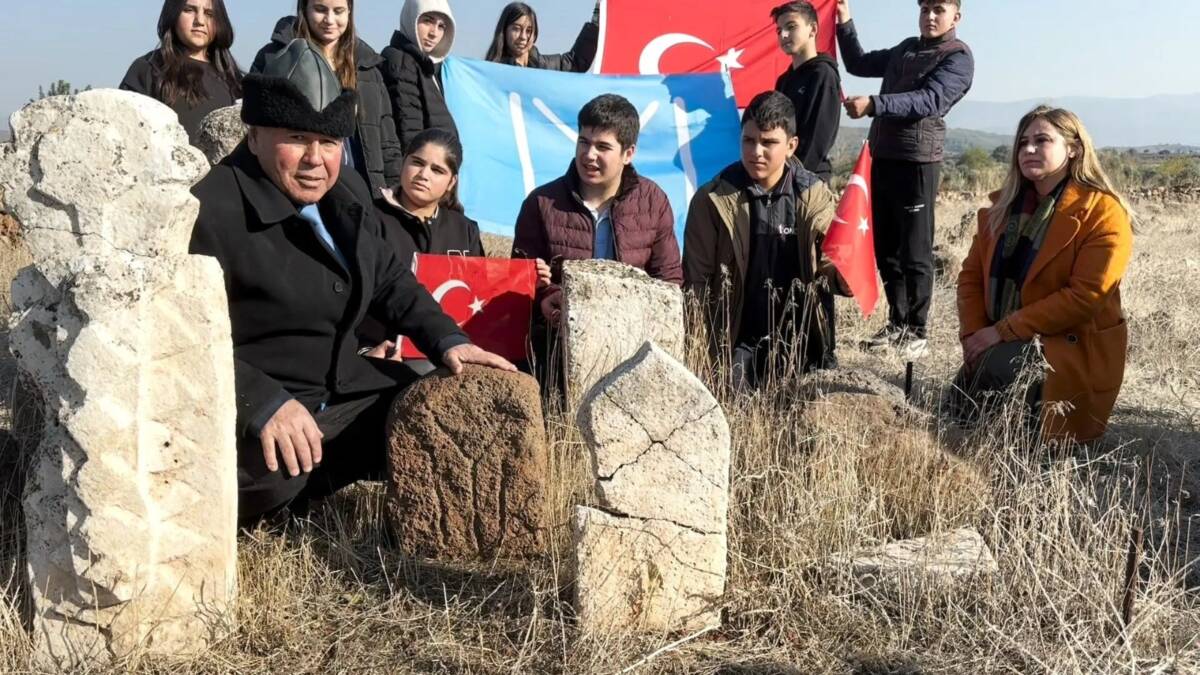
[442,57,741,246]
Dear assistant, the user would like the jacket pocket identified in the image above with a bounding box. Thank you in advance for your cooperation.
[1084,318,1128,393]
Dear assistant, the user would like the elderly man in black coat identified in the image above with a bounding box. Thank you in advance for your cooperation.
[190,39,514,526]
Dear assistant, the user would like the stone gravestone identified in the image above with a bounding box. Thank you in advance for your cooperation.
[386,365,548,559]
[573,342,730,634]
[0,90,238,668]
[831,528,999,592]
[194,103,246,165]
[560,260,684,410]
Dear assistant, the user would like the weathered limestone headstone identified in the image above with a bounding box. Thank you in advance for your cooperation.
[573,342,730,634]
[0,90,238,669]
[386,365,548,559]
[831,528,999,591]
[194,103,245,165]
[560,260,684,409]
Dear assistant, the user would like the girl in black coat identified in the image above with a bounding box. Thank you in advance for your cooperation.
[382,0,459,149]
[120,0,243,144]
[484,2,599,73]
[250,0,403,195]
[363,128,550,355]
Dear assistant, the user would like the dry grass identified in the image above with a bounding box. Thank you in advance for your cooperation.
[1,196,1199,673]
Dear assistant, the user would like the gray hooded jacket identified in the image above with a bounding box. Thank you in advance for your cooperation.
[381,0,459,148]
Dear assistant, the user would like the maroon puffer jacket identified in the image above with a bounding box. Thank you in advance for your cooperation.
[511,163,683,287]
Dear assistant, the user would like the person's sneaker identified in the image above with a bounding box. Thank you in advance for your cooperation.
[896,332,930,360]
[861,324,903,350]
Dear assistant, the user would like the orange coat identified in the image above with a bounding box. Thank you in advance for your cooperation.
[957,181,1134,443]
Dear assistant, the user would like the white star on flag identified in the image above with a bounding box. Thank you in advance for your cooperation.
[715,47,744,72]
[469,297,486,315]
[858,217,869,235]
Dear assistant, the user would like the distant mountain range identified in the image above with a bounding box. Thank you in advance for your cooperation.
[834,125,1010,161]
[943,93,1200,148]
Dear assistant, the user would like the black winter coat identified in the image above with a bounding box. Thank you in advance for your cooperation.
[375,196,484,262]
[380,32,459,148]
[189,142,468,437]
[837,21,974,163]
[497,22,599,72]
[251,17,404,194]
[119,50,241,144]
[775,54,841,183]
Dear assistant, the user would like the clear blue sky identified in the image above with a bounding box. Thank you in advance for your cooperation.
[2,0,1198,126]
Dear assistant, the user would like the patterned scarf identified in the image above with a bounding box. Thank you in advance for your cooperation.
[987,181,1066,322]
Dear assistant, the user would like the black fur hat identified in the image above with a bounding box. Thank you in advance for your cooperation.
[241,39,357,138]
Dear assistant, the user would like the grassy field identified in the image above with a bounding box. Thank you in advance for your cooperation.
[1,194,1198,673]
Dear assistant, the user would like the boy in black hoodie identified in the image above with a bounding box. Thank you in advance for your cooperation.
[772,2,841,184]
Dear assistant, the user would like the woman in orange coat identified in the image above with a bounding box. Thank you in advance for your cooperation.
[954,106,1134,443]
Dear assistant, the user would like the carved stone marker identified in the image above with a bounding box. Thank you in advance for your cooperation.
[0,90,238,668]
[831,528,999,591]
[560,260,684,409]
[386,366,549,560]
[573,342,730,634]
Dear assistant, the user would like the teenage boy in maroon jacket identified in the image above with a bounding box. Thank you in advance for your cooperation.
[512,93,682,328]
[838,0,974,358]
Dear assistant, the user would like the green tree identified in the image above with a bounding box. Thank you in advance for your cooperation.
[957,147,994,173]
[991,145,1010,164]
[1154,157,1200,188]
[29,80,91,103]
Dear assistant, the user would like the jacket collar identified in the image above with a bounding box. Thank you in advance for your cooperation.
[920,28,958,47]
[226,141,302,225]
[225,140,366,230]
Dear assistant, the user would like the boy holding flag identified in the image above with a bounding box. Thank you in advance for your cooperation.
[684,91,849,388]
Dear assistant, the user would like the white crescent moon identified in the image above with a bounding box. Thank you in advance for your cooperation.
[638,33,713,75]
[431,280,470,304]
[847,174,870,200]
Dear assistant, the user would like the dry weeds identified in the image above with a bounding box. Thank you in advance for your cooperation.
[1,197,1198,674]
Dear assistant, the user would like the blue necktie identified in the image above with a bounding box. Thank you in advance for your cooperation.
[299,204,349,270]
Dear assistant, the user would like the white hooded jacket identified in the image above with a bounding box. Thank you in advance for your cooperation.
[399,0,456,64]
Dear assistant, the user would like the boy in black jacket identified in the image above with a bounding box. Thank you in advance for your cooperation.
[839,0,974,358]
[772,2,841,184]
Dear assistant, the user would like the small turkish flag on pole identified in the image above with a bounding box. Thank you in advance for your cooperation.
[822,143,879,317]
[400,254,537,362]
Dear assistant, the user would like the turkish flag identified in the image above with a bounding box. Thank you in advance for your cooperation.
[821,143,879,317]
[597,0,837,108]
[400,254,537,362]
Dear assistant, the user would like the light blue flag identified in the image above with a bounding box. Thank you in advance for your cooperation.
[442,57,741,246]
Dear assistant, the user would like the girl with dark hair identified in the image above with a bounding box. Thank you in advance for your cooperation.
[375,128,481,261]
[484,2,600,72]
[251,0,403,195]
[120,0,243,144]
[362,128,551,358]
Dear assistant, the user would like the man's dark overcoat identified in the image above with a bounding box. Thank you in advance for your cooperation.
[189,141,468,438]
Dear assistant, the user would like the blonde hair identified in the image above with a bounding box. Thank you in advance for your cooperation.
[987,106,1134,233]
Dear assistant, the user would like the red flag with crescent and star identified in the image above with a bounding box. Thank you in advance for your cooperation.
[400,254,537,361]
[822,143,878,317]
[595,0,837,108]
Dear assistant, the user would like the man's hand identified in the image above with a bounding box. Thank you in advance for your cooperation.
[260,399,324,477]
[539,285,564,327]
[535,258,552,288]
[443,343,518,374]
[364,340,398,360]
[962,326,1003,370]
[837,0,851,24]
[844,96,874,119]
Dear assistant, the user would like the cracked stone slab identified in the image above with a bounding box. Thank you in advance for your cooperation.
[386,366,549,560]
[830,528,999,591]
[0,89,208,287]
[560,260,684,410]
[577,342,730,534]
[572,506,725,635]
[2,90,238,669]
